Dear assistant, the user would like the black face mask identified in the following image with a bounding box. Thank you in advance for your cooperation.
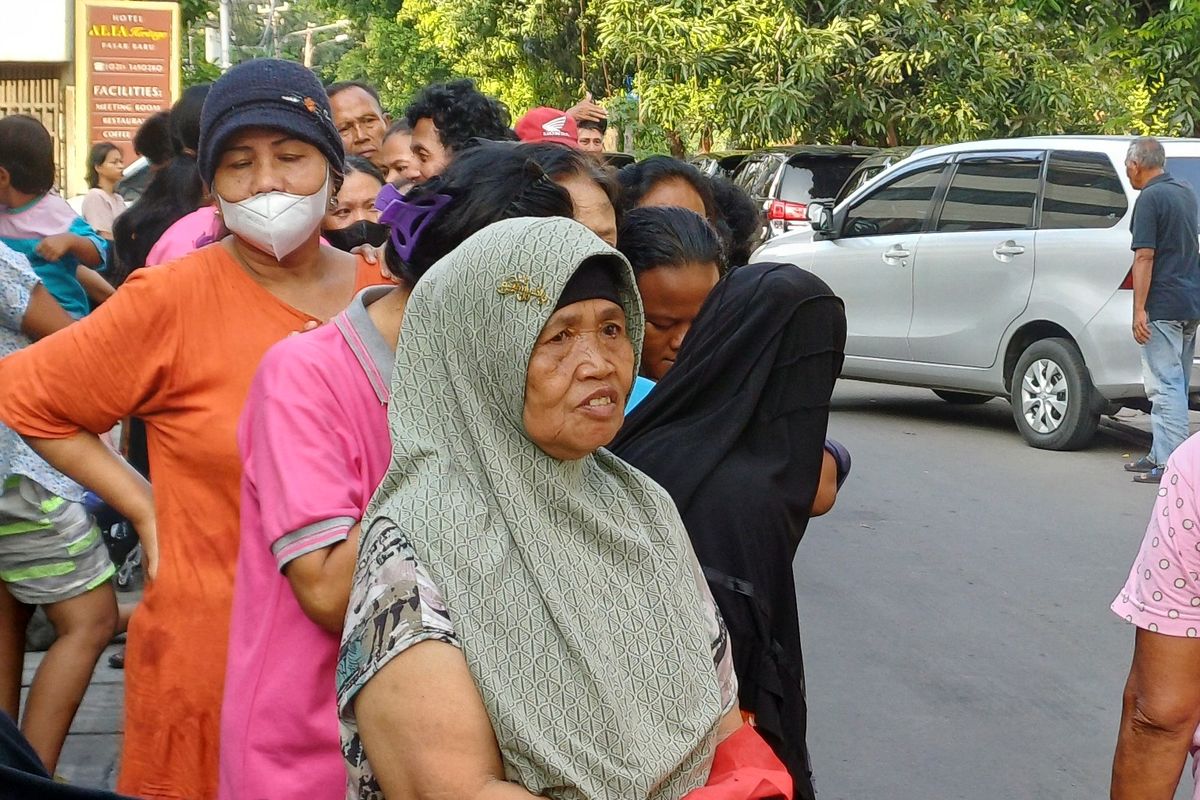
[324,220,390,253]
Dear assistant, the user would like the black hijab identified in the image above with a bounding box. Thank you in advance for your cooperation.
[611,262,846,800]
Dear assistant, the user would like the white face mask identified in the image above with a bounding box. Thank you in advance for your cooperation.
[217,175,330,261]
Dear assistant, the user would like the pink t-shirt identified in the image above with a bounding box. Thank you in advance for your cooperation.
[220,286,396,800]
[1112,432,1200,799]
[146,206,220,266]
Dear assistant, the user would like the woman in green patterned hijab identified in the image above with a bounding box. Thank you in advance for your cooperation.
[337,216,741,799]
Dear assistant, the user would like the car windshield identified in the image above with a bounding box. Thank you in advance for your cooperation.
[1164,156,1200,224]
[780,156,863,205]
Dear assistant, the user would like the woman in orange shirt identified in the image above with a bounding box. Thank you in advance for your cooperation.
[0,59,384,799]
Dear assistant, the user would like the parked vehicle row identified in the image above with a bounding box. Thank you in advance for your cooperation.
[753,135,1200,450]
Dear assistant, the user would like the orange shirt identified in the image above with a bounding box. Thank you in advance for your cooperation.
[0,244,384,799]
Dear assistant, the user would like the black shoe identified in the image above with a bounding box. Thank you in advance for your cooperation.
[1125,455,1158,473]
[1133,467,1166,484]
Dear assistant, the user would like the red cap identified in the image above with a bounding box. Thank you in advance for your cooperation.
[515,107,580,148]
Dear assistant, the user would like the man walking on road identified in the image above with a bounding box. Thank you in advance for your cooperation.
[1124,136,1200,484]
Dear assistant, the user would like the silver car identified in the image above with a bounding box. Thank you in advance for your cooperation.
[753,136,1200,450]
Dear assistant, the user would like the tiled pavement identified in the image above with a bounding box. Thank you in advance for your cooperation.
[22,642,124,790]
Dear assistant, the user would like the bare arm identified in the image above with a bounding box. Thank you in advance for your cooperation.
[24,432,158,579]
[282,523,361,633]
[1111,627,1200,799]
[71,234,103,268]
[355,640,543,800]
[19,284,75,340]
[809,450,839,517]
[1132,248,1154,345]
[76,265,115,305]
[36,233,103,268]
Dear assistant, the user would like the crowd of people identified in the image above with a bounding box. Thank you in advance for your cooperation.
[3,43,1200,800]
[0,57,848,800]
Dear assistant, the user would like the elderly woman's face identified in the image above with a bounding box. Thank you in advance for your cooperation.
[524,298,635,460]
[212,127,329,204]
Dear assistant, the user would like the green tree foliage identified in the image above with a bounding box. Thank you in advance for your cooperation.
[600,0,1152,149]
[1133,0,1200,135]
[182,0,354,86]
[319,0,611,116]
[195,0,1200,151]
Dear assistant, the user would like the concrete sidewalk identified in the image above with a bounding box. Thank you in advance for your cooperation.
[1102,406,1200,447]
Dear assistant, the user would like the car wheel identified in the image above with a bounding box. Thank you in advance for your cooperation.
[1010,337,1099,451]
[933,390,992,405]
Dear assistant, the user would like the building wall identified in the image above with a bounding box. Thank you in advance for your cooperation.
[0,0,73,193]
[0,0,72,63]
[0,65,71,191]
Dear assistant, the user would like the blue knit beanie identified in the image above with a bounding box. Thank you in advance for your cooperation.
[198,58,345,186]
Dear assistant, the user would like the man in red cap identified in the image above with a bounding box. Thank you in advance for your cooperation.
[515,107,580,148]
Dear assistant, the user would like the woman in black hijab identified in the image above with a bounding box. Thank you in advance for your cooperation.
[611,262,846,800]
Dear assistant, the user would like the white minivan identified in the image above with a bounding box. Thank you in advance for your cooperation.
[753,136,1200,450]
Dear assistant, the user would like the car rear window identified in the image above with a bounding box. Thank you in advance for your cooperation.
[1164,156,1200,224]
[779,156,863,204]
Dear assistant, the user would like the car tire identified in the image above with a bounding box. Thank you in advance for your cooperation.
[933,390,992,405]
[1010,337,1099,451]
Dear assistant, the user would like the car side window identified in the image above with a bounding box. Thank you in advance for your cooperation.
[842,162,948,238]
[934,157,1041,233]
[1040,151,1128,230]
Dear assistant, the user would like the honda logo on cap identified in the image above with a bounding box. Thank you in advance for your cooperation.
[542,115,570,138]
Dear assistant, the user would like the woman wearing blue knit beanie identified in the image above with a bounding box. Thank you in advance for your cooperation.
[0,58,387,799]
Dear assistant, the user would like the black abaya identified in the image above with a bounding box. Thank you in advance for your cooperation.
[612,263,846,800]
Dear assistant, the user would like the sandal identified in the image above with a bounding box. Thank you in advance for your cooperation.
[1133,467,1166,485]
[1124,455,1158,473]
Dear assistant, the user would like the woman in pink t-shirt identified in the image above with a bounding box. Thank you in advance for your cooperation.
[1111,432,1200,799]
[220,141,626,798]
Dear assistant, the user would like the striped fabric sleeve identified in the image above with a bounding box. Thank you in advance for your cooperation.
[271,516,357,571]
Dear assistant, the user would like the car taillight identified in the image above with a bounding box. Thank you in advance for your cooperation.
[768,199,808,222]
[1119,270,1133,290]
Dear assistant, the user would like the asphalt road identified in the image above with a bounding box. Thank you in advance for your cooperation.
[797,381,1191,800]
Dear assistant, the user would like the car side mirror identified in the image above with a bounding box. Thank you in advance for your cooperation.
[808,202,833,238]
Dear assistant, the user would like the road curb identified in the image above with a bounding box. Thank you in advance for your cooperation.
[1101,416,1152,448]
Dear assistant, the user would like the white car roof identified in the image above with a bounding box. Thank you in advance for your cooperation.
[909,135,1200,161]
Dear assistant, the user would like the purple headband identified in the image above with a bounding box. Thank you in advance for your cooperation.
[375,183,454,264]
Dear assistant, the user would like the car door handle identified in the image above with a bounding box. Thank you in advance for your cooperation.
[883,245,911,262]
[993,242,1026,257]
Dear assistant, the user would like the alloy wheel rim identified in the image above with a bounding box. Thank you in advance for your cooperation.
[1020,358,1068,434]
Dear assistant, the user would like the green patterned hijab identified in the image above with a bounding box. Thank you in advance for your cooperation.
[359,216,724,798]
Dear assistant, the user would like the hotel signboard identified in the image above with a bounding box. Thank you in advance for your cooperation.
[74,0,181,173]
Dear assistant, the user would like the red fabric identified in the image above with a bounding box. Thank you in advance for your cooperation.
[684,724,794,800]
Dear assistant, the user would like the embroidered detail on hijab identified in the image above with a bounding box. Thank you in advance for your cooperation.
[496,273,551,305]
